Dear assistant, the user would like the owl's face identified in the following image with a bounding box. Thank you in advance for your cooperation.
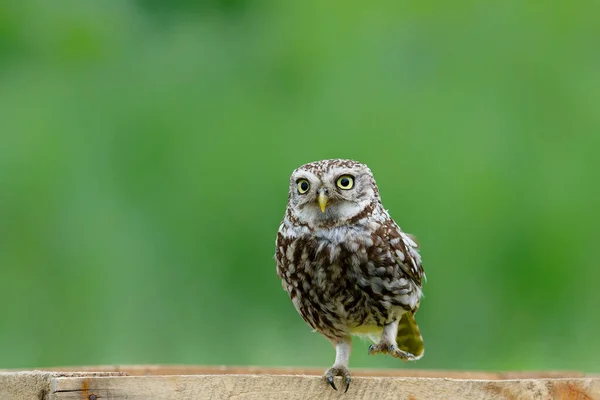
[287,159,380,227]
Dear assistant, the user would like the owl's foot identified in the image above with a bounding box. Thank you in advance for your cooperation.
[368,341,392,355]
[368,342,416,361]
[324,366,351,392]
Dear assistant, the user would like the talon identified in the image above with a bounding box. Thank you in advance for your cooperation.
[389,344,416,361]
[324,366,351,392]
[369,342,390,355]
[327,376,337,391]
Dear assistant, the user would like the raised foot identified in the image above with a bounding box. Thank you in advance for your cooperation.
[324,366,351,392]
[368,342,417,361]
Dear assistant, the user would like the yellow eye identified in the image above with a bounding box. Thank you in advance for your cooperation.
[297,179,310,194]
[336,175,354,190]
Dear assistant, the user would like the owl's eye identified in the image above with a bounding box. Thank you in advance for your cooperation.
[297,179,310,194]
[336,175,354,190]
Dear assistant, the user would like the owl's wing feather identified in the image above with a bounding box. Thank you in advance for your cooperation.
[351,218,424,318]
[388,222,425,287]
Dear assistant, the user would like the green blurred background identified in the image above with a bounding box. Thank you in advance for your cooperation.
[1,0,599,372]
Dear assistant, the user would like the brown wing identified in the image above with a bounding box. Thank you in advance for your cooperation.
[350,218,425,318]
[385,220,425,287]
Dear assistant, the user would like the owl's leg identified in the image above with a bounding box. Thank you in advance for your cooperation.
[324,337,352,392]
[368,319,416,360]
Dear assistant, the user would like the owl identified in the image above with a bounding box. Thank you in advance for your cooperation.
[276,159,425,392]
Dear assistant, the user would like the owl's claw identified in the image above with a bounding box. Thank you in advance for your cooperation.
[368,342,389,355]
[391,345,417,361]
[324,366,351,392]
[327,376,337,391]
[369,342,416,361]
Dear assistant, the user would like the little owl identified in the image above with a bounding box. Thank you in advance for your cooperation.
[276,159,425,392]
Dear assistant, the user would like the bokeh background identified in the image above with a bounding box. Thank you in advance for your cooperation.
[1,0,599,372]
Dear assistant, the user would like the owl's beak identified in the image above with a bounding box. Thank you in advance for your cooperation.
[317,190,329,213]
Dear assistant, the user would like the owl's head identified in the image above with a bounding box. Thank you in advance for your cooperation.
[286,159,380,227]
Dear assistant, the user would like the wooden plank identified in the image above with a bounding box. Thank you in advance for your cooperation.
[0,371,127,400]
[2,366,599,399]
[48,374,600,400]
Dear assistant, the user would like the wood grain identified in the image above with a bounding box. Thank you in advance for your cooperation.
[1,366,599,400]
[48,374,600,400]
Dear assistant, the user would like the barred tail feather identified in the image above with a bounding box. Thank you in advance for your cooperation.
[396,311,424,360]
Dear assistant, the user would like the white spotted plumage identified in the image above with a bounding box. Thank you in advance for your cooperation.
[275,159,426,392]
